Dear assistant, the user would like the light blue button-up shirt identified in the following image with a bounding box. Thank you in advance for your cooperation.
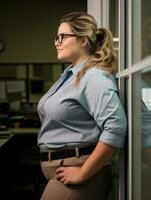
[37,61,127,150]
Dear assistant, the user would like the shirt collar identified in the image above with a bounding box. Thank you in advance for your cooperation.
[62,59,88,77]
[70,60,87,75]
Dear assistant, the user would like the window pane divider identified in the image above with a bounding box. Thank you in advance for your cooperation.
[117,56,151,78]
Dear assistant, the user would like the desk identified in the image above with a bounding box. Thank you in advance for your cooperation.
[0,131,14,148]
[0,128,39,150]
[0,138,9,148]
[9,128,39,135]
[0,127,44,199]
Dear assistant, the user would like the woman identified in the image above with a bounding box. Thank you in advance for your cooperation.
[37,12,127,200]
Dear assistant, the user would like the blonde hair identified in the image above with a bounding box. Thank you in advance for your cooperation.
[60,12,117,84]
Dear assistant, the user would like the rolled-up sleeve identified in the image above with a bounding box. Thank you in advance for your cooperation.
[83,72,127,148]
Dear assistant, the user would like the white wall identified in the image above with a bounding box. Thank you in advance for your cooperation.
[87,0,109,28]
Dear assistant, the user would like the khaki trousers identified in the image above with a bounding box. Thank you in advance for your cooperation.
[40,155,112,200]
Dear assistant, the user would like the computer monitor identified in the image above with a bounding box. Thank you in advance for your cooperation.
[30,79,44,94]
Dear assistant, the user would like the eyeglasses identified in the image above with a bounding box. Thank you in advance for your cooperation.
[54,33,77,44]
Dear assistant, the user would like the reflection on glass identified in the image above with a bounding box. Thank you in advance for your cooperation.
[141,70,151,200]
[142,18,151,58]
[109,0,119,65]
[133,0,151,62]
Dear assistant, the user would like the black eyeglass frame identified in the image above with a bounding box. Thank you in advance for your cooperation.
[54,33,77,44]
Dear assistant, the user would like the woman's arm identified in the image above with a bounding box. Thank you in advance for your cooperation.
[79,141,117,180]
[56,141,117,185]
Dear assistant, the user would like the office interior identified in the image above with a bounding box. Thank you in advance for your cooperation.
[0,0,151,200]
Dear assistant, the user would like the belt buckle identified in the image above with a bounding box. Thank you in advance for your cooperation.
[48,150,51,161]
[75,147,80,158]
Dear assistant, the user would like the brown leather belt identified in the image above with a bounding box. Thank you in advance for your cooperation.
[40,145,95,161]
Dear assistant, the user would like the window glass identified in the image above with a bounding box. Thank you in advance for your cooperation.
[133,66,151,200]
[109,0,119,65]
[132,0,151,63]
[141,68,151,200]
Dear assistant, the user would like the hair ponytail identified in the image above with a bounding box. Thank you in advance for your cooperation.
[93,28,116,70]
[75,27,117,85]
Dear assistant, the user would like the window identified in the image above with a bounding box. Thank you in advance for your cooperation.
[132,0,151,64]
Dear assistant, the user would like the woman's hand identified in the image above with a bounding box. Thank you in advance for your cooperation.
[56,166,84,185]
[56,142,117,186]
